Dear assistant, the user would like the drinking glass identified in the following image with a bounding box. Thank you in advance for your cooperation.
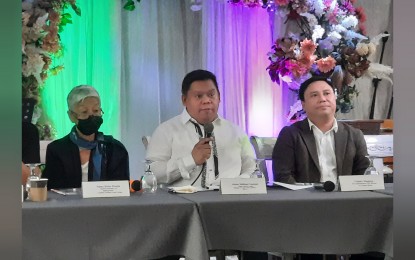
[250,159,265,178]
[141,160,158,193]
[25,163,41,193]
[364,156,380,175]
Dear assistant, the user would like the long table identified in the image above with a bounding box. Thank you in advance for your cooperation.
[22,185,393,259]
[178,185,393,258]
[22,191,209,260]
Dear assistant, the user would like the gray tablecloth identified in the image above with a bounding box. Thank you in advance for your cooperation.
[178,186,393,257]
[372,183,394,196]
[22,190,209,260]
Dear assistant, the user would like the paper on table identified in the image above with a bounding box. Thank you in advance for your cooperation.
[51,188,79,195]
[168,185,198,193]
[274,182,313,190]
[168,185,220,193]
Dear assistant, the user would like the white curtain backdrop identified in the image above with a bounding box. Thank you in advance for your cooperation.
[120,0,204,177]
[202,0,284,137]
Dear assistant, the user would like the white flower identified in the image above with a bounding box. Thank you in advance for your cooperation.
[22,12,30,26]
[341,15,358,29]
[280,74,293,84]
[326,0,338,18]
[300,12,318,27]
[312,0,325,18]
[333,24,347,33]
[33,13,48,31]
[367,42,376,56]
[22,52,45,84]
[24,43,47,56]
[356,43,369,56]
[344,30,368,41]
[328,0,337,12]
[22,26,43,43]
[365,63,394,84]
[327,31,342,45]
[312,25,325,42]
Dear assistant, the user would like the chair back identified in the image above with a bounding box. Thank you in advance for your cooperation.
[249,136,277,182]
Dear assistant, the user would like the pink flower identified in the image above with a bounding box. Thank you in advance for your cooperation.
[300,39,317,56]
[327,6,339,24]
[316,56,336,73]
[275,0,289,6]
[286,60,308,78]
[298,54,316,69]
[323,0,333,8]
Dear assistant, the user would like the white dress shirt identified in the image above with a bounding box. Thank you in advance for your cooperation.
[308,119,338,183]
[146,109,256,187]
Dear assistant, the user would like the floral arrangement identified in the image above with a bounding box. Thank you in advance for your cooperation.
[22,0,80,139]
[229,0,393,120]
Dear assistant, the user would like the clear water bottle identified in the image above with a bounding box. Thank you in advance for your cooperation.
[364,156,380,175]
[25,163,41,193]
[250,159,265,178]
[142,160,157,193]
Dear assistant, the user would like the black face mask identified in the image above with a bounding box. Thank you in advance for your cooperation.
[76,116,103,136]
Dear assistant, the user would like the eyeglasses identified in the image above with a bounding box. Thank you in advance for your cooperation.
[71,109,104,120]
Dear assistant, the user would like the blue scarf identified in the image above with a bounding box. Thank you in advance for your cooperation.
[69,126,103,181]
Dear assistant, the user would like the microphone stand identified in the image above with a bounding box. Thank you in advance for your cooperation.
[369,31,389,119]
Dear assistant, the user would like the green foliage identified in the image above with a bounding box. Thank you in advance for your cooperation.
[123,0,141,11]
[59,13,73,33]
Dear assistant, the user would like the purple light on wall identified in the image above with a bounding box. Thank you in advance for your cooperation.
[204,1,285,138]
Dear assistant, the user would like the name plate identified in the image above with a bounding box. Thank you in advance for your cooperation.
[82,180,130,198]
[220,178,267,195]
[339,175,385,192]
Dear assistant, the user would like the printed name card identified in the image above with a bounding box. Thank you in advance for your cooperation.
[82,180,130,198]
[339,175,385,192]
[220,178,267,195]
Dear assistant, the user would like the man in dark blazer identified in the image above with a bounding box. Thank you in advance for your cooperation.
[272,77,383,260]
[272,76,369,184]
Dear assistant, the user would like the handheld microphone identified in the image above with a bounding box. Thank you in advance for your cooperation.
[313,181,335,192]
[130,180,142,192]
[204,122,214,138]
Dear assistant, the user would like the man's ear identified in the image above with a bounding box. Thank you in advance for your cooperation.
[181,95,187,106]
[67,110,77,124]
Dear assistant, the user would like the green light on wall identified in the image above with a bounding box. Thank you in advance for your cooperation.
[41,0,121,139]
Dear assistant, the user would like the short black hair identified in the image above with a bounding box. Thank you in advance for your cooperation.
[181,69,219,96]
[298,76,335,101]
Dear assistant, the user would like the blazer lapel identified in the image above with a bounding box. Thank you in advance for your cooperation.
[334,123,347,175]
[299,119,320,171]
[67,135,82,178]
